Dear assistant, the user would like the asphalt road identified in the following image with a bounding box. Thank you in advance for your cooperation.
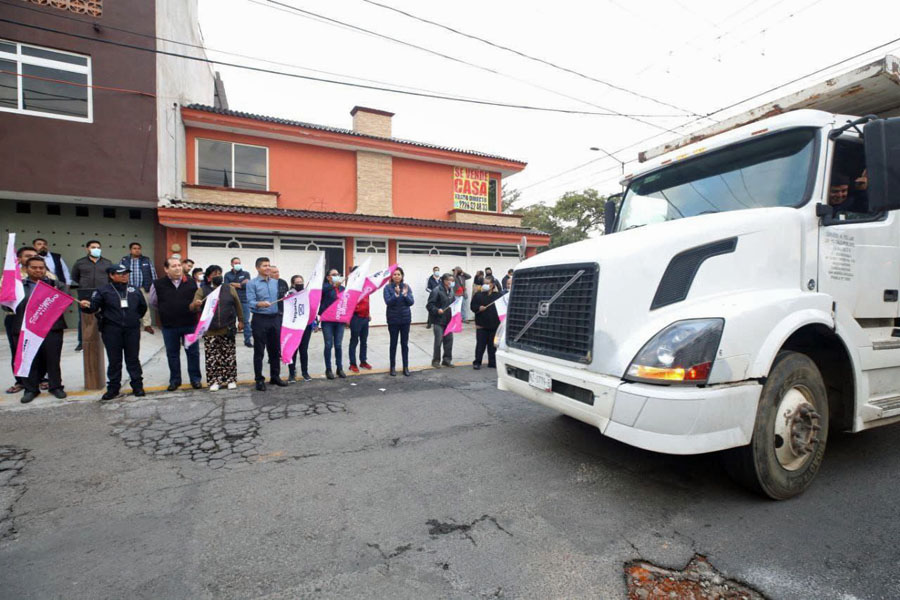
[1,368,897,599]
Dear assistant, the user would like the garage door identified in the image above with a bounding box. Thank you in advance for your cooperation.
[467,245,521,293]
[397,241,468,323]
[189,232,343,291]
[355,239,389,325]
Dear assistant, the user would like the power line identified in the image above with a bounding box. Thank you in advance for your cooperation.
[0,16,689,118]
[357,0,704,118]
[255,0,684,133]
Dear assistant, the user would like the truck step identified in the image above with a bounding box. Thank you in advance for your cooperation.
[872,339,900,351]
[862,395,900,421]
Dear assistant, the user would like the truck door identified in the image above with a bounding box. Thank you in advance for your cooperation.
[818,135,900,320]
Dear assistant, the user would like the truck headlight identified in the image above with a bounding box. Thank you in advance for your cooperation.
[625,319,724,385]
[494,320,506,348]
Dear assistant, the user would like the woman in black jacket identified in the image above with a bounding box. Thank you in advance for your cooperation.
[469,275,502,370]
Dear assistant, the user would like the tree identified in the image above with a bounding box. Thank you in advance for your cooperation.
[503,185,613,252]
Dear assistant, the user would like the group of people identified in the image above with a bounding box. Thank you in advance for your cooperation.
[3,237,513,404]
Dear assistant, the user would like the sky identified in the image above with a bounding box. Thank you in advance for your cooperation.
[198,0,900,208]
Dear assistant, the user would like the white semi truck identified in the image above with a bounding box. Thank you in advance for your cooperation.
[496,55,900,499]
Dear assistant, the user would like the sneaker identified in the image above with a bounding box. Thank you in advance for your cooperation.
[302,373,312,382]
[227,382,237,390]
[431,360,441,368]
[209,383,220,392]
[74,343,83,352]
[360,362,373,370]
[349,364,360,373]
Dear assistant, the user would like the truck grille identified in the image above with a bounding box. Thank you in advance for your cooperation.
[506,263,598,363]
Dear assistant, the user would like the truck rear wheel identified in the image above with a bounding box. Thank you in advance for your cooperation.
[723,351,829,499]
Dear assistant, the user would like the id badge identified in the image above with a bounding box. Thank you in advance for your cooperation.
[120,298,129,308]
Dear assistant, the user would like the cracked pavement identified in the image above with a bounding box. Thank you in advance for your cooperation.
[1,368,898,599]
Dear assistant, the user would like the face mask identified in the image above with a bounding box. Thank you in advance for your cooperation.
[293,283,304,291]
[433,271,439,275]
[89,248,101,258]
[233,264,242,272]
[332,276,344,284]
[211,276,223,287]
[481,284,491,292]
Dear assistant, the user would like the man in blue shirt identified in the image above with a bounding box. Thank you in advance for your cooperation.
[223,257,252,347]
[246,257,287,391]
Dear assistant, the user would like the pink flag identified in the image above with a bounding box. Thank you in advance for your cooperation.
[14,280,74,377]
[184,285,222,347]
[319,258,370,324]
[443,296,464,337]
[495,293,509,323]
[280,252,325,363]
[0,233,24,311]
[280,287,311,364]
[360,263,398,300]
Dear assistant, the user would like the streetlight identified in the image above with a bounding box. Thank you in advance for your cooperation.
[589,146,626,190]
[590,146,626,234]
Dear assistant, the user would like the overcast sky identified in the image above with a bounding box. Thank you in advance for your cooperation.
[198,0,900,208]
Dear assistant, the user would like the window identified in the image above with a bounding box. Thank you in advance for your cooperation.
[197,139,268,191]
[488,179,498,212]
[825,137,882,224]
[47,204,61,215]
[0,40,91,121]
[75,206,89,217]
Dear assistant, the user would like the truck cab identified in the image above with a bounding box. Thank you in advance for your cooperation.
[496,58,900,499]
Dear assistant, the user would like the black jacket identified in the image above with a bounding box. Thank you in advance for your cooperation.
[426,285,455,328]
[82,282,147,329]
[13,278,69,332]
[276,278,289,315]
[70,256,114,296]
[470,290,502,330]
[153,277,199,328]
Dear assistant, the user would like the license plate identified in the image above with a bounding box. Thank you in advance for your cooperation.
[528,370,552,392]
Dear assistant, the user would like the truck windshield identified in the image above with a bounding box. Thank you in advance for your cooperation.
[617,127,818,231]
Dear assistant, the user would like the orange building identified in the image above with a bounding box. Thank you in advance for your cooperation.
[158,105,548,324]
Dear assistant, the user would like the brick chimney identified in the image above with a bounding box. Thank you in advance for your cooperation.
[352,106,394,216]
[351,106,394,138]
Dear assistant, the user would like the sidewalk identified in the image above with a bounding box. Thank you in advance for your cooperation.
[0,322,482,407]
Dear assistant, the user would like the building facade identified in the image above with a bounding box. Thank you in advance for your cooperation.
[159,105,548,324]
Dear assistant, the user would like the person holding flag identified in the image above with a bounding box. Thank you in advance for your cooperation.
[426,273,457,368]
[347,265,372,374]
[79,264,147,400]
[383,267,414,376]
[190,265,244,391]
[281,253,325,383]
[285,275,315,383]
[12,256,71,403]
[469,275,503,370]
[318,268,347,380]
[2,237,33,394]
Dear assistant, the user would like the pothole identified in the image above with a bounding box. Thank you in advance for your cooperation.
[626,555,765,599]
[0,445,31,541]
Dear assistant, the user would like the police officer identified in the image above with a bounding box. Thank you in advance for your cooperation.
[79,264,147,400]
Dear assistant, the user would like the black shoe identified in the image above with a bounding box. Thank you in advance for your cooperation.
[133,388,146,397]
[101,391,121,401]
[21,391,38,404]
[431,360,441,368]
[487,364,496,369]
[255,381,266,391]
[270,378,288,387]
[336,369,346,379]
[50,389,67,399]
[390,368,397,376]
[244,341,254,348]
[302,373,312,382]
[287,374,296,383]
[191,381,202,390]
[167,383,180,392]
[74,343,83,352]
[403,367,410,377]
[473,363,481,370]
[442,361,455,368]
[326,370,335,380]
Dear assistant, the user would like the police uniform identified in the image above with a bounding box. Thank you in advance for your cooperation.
[82,265,147,398]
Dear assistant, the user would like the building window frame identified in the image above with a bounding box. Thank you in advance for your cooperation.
[0,39,93,123]
[195,138,270,192]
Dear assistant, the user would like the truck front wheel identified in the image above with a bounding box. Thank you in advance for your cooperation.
[723,351,829,499]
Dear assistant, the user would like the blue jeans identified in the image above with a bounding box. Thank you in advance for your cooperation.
[321,321,344,371]
[240,298,252,344]
[162,325,202,385]
[349,315,369,366]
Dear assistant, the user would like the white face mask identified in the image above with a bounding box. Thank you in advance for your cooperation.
[481,284,491,292]
[332,275,344,284]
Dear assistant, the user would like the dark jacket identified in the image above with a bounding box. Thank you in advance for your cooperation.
[13,278,68,332]
[153,276,198,328]
[453,270,471,298]
[70,256,114,297]
[470,290,502,330]
[276,278,289,315]
[501,274,511,291]
[383,282,414,325]
[427,285,455,328]
[193,284,243,334]
[425,274,441,294]
[319,282,345,316]
[119,255,156,291]
[223,269,252,301]
[82,281,147,329]
[46,252,68,285]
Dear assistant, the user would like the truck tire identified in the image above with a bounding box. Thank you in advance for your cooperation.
[723,351,829,500]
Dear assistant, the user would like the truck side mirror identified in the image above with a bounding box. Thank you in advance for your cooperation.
[864,117,900,212]
[604,197,619,234]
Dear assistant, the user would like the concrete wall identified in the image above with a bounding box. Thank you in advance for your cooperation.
[155,0,215,204]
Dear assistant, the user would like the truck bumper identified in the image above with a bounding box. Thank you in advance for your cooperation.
[496,350,762,455]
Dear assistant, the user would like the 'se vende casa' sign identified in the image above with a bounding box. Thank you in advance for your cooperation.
[453,167,490,211]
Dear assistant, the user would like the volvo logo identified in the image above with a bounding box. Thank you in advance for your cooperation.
[538,301,550,317]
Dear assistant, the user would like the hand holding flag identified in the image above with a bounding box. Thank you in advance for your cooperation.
[0,233,25,311]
